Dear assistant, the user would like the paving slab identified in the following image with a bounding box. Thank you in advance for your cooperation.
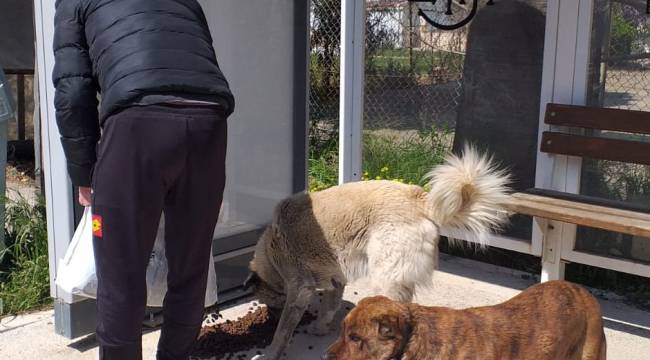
[1,255,648,359]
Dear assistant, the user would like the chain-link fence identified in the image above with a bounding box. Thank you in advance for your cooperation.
[310,0,341,125]
[601,2,650,111]
[309,1,467,126]
[309,0,341,161]
[582,0,650,207]
[309,0,468,133]
[309,0,466,190]
[364,1,466,131]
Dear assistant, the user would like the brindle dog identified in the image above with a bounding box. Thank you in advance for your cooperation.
[326,281,606,360]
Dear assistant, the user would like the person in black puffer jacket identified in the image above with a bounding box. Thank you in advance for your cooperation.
[53,1,234,359]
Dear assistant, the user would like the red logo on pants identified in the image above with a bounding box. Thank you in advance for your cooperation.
[92,215,103,238]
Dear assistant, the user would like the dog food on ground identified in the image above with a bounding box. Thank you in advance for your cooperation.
[191,306,316,359]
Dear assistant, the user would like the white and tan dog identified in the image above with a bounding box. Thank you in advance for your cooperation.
[247,146,511,360]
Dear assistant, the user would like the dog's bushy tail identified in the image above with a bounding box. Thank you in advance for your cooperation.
[424,145,511,245]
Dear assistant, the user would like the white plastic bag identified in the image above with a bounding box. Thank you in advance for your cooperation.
[146,215,219,307]
[56,208,218,307]
[55,207,96,296]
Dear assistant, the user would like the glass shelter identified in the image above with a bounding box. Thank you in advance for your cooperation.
[34,0,650,339]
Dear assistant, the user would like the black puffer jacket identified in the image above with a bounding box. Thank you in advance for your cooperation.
[53,0,234,187]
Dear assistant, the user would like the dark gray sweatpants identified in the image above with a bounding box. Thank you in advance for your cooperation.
[91,104,227,360]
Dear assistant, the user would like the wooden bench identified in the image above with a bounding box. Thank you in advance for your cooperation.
[503,103,650,280]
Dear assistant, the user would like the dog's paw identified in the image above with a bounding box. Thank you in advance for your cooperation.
[307,322,332,336]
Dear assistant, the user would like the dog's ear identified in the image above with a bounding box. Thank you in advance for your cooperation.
[376,305,412,340]
[242,271,260,291]
[378,321,396,339]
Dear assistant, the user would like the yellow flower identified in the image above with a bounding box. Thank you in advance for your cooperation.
[380,166,389,173]
[375,176,382,180]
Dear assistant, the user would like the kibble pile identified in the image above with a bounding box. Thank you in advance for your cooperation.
[191,305,316,359]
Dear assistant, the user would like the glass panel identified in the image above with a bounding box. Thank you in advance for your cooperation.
[361,1,548,243]
[200,1,302,254]
[579,0,650,263]
[215,254,254,294]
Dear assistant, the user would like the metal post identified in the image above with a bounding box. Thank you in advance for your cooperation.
[534,0,594,281]
[17,74,25,141]
[293,0,310,194]
[33,58,43,191]
[34,0,88,338]
[339,0,366,184]
[34,0,75,299]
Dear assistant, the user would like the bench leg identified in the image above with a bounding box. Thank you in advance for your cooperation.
[541,259,565,282]
[539,219,565,282]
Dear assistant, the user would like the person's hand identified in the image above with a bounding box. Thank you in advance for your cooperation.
[79,187,92,207]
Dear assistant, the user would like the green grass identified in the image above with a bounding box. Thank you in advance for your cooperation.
[309,154,339,192]
[367,49,464,76]
[362,129,451,185]
[309,127,452,192]
[0,195,51,316]
[311,49,464,78]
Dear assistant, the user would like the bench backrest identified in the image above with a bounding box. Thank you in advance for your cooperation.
[541,103,650,166]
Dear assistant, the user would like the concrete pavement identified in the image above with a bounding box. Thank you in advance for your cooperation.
[1,255,648,359]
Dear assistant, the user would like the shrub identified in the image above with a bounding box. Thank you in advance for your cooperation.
[308,127,452,192]
[0,195,50,316]
[609,9,640,58]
